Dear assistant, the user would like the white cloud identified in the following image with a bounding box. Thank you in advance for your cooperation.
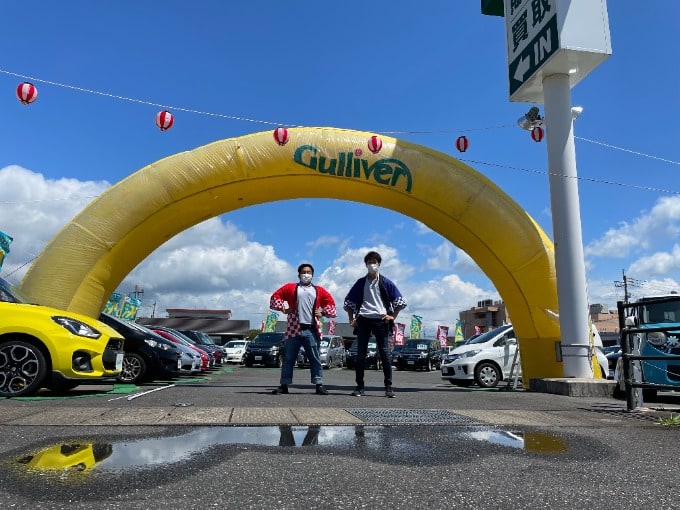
[424,242,454,270]
[0,165,109,280]
[4,166,678,333]
[629,244,680,277]
[585,195,680,258]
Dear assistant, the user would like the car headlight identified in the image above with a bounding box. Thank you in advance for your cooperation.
[462,350,482,358]
[52,316,102,339]
[144,338,172,350]
[419,352,427,358]
[646,331,667,346]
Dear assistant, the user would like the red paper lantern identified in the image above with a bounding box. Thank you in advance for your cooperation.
[455,135,469,153]
[156,110,174,131]
[273,127,289,146]
[367,135,383,154]
[16,82,38,105]
[531,126,544,142]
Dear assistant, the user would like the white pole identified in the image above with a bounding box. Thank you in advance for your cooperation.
[542,73,592,378]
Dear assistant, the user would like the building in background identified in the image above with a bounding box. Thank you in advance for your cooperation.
[458,299,510,339]
[137,308,249,345]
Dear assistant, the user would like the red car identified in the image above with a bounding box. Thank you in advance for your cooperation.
[152,328,210,372]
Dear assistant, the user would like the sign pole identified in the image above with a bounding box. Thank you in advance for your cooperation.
[542,73,592,377]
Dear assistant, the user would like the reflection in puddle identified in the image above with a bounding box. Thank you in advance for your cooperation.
[12,426,568,475]
[464,430,568,453]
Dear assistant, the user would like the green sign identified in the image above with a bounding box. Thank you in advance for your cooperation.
[508,14,559,97]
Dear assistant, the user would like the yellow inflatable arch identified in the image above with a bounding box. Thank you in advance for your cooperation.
[20,127,563,379]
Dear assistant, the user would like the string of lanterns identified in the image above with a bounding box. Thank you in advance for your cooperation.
[15,80,545,149]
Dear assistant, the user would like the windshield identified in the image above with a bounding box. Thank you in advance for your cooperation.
[641,299,680,324]
[403,339,432,350]
[0,277,35,304]
[196,331,216,344]
[465,325,513,345]
[350,340,377,350]
[226,341,246,349]
[253,334,284,345]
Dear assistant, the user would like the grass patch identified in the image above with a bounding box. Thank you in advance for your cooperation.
[657,412,680,426]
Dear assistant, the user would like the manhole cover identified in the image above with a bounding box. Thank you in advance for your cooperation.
[345,408,482,425]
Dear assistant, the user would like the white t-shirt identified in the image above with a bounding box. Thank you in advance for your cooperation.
[358,276,386,319]
[297,284,316,324]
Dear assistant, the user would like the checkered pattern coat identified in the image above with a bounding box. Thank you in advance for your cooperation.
[270,282,337,339]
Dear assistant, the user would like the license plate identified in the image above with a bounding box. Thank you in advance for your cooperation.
[442,367,449,375]
[115,353,124,371]
[407,360,415,365]
[255,356,262,361]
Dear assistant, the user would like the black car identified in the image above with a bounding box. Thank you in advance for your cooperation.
[345,338,380,370]
[396,338,442,371]
[390,344,404,366]
[244,333,285,367]
[99,313,182,384]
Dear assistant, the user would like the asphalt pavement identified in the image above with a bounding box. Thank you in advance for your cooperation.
[1,364,679,510]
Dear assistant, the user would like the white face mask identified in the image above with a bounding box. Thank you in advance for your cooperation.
[299,274,313,285]
[366,263,380,274]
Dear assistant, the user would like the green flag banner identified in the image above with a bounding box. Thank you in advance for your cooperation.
[410,315,423,339]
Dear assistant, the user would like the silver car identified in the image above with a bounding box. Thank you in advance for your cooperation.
[297,335,346,369]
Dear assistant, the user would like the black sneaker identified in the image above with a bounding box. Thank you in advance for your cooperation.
[315,384,329,395]
[385,387,395,398]
[272,385,289,395]
[351,387,365,397]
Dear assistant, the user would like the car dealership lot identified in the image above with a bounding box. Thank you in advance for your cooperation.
[1,365,680,509]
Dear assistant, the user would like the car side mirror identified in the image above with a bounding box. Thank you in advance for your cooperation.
[624,316,637,327]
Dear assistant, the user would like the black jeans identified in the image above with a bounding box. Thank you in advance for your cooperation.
[355,316,392,388]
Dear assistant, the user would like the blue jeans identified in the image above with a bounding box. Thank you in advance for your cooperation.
[280,329,323,385]
[355,316,392,388]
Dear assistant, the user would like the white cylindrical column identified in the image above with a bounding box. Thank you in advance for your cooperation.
[542,73,592,378]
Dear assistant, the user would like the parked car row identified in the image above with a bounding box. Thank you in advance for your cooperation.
[0,274,232,398]
[98,314,229,384]
[241,333,442,373]
[0,277,125,397]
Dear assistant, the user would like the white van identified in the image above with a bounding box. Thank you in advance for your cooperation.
[441,323,609,388]
[441,324,519,388]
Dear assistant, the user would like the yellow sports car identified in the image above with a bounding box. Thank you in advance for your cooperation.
[0,277,125,397]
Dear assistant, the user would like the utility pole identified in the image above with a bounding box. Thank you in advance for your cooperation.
[615,270,641,303]
[151,300,157,318]
[131,285,144,299]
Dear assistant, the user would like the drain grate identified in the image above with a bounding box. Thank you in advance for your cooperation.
[345,408,482,425]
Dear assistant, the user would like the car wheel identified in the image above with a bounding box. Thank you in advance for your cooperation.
[474,362,501,388]
[326,357,333,370]
[244,360,253,367]
[275,356,282,368]
[375,358,382,370]
[426,359,433,371]
[449,379,474,387]
[117,353,147,384]
[0,340,48,397]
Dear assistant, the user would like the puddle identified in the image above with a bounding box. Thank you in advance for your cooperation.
[8,425,569,477]
[465,430,568,453]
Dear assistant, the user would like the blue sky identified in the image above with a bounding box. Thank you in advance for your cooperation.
[0,1,678,335]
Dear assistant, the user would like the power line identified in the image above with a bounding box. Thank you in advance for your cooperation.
[1,68,678,167]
